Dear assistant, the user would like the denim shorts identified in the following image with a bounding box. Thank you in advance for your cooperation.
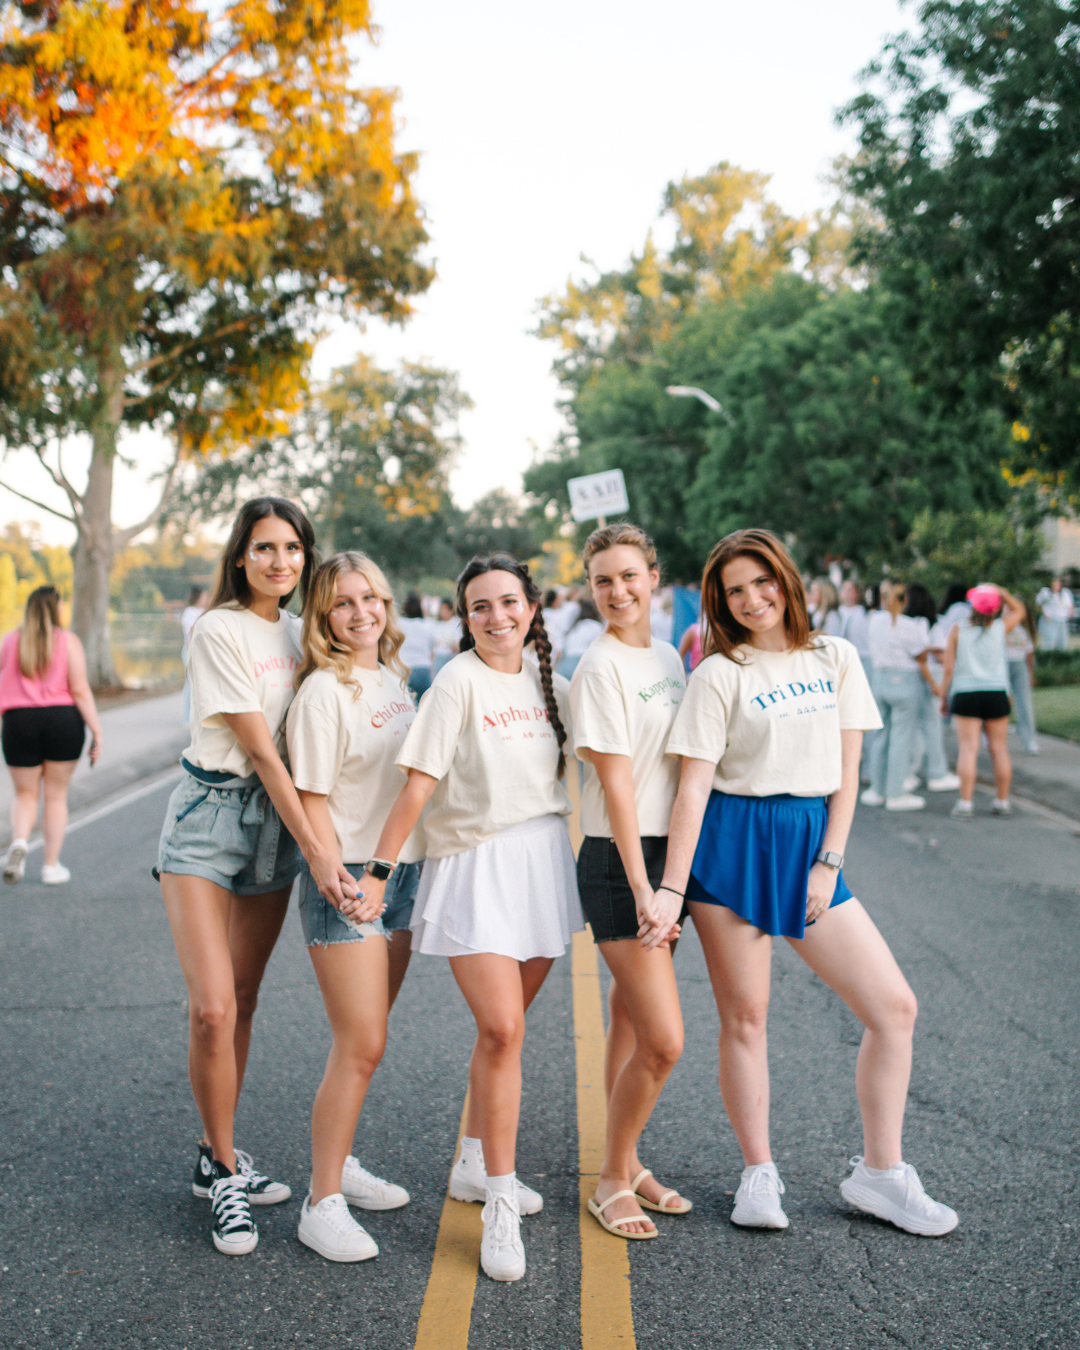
[157,767,302,897]
[299,860,422,947]
[577,836,686,942]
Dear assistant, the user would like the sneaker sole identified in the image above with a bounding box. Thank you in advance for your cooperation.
[449,1178,543,1214]
[480,1256,526,1282]
[840,1182,958,1236]
[342,1191,408,1211]
[213,1228,259,1256]
[730,1208,789,1230]
[4,847,26,885]
[193,1182,292,1205]
[298,1226,378,1262]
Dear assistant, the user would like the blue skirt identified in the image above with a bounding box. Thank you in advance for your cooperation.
[687,792,853,939]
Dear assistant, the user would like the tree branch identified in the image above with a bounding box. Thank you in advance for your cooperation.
[111,443,184,548]
[33,444,83,520]
[0,479,77,524]
[127,318,254,377]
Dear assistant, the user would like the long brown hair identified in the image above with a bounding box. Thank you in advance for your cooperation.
[19,586,62,678]
[208,497,317,613]
[297,553,408,693]
[700,529,812,662]
[455,553,568,778]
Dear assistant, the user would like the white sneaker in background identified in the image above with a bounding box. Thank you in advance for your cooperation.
[298,1192,378,1262]
[885,794,925,812]
[991,798,1012,816]
[340,1156,409,1210]
[3,839,27,885]
[860,789,885,807]
[730,1161,789,1229]
[480,1189,526,1281]
[903,774,921,793]
[41,862,71,885]
[926,772,961,791]
[951,799,974,818]
[840,1156,958,1236]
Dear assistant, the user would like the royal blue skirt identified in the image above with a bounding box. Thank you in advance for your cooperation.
[686,791,853,939]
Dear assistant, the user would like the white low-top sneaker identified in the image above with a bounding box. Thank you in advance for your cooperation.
[341,1156,409,1210]
[731,1161,789,1229]
[927,772,961,791]
[3,839,27,885]
[209,1173,258,1256]
[449,1150,543,1214]
[840,1156,958,1237]
[991,798,1012,816]
[860,789,885,807]
[903,774,921,793]
[299,1192,379,1262]
[480,1190,526,1282]
[951,799,974,818]
[885,793,925,812]
[41,862,71,885]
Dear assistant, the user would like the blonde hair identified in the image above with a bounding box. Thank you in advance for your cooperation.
[297,553,408,694]
[19,586,62,679]
[582,522,658,578]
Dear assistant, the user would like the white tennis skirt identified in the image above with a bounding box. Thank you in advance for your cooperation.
[410,814,584,961]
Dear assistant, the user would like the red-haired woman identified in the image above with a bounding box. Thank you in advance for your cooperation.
[661,529,958,1237]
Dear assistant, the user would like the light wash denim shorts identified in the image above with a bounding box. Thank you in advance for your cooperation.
[156,762,302,897]
[299,860,422,947]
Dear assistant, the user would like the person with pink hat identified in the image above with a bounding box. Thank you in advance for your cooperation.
[939,583,1026,818]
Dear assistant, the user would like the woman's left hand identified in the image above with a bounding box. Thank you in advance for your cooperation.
[805,861,838,926]
[340,874,387,925]
[637,885,683,950]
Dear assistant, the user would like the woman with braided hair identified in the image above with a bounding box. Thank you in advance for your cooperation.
[354,554,582,1283]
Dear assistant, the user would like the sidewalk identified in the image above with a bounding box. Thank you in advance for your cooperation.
[0,690,187,844]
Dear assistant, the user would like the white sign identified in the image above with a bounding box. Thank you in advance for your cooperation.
[567,469,629,523]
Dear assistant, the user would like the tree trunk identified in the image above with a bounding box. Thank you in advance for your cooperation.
[71,353,125,688]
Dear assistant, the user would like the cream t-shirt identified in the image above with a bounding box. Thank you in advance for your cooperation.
[570,633,686,837]
[286,663,425,865]
[396,650,572,858]
[184,606,302,778]
[666,636,882,798]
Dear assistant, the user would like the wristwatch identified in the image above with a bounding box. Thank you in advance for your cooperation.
[815,849,843,870]
[363,857,397,881]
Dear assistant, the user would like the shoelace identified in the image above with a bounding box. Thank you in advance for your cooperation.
[344,1158,387,1189]
[313,1196,358,1237]
[210,1178,253,1234]
[746,1166,784,1197]
[234,1149,270,1188]
[487,1193,521,1248]
[849,1156,936,1216]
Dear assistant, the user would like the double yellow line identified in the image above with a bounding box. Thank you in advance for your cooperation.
[411,927,636,1349]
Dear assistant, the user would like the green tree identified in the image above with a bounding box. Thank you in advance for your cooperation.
[0,0,431,682]
[840,0,1080,494]
[905,508,1046,595]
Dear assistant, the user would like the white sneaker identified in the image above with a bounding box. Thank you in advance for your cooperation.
[991,798,1012,816]
[3,839,27,885]
[340,1155,409,1210]
[1024,742,1040,755]
[730,1161,789,1229]
[449,1147,543,1214]
[951,799,973,818]
[298,1192,378,1262]
[926,773,961,791]
[480,1189,526,1281]
[41,862,71,885]
[903,774,921,793]
[840,1156,958,1237]
[885,794,925,812]
[860,789,885,807]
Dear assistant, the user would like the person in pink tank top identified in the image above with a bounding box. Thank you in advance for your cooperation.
[1,586,102,886]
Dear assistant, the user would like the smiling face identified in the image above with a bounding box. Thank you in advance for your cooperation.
[587,544,658,639]
[840,579,861,609]
[239,514,305,605]
[464,569,536,668]
[720,554,787,643]
[326,570,386,667]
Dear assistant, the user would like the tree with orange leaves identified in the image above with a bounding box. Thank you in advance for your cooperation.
[0,0,432,682]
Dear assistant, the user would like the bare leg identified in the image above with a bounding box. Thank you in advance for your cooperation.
[307,937,389,1204]
[160,874,241,1170]
[463,955,552,1141]
[689,902,774,1166]
[954,716,982,802]
[790,899,917,1169]
[227,886,291,1105]
[8,765,41,843]
[983,717,1012,800]
[452,954,552,1177]
[386,929,413,1011]
[592,942,684,1233]
[41,759,78,866]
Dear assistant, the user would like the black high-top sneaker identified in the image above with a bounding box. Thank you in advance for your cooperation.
[192,1141,215,1197]
[208,1161,258,1256]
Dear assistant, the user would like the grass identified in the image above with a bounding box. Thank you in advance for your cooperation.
[1033,649,1080,687]
[1032,684,1080,743]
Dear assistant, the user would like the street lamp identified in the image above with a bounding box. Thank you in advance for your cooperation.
[665,385,735,425]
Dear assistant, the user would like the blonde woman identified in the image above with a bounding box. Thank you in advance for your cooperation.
[285,553,421,1262]
[1,586,102,885]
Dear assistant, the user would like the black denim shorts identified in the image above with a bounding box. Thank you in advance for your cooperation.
[577,835,686,942]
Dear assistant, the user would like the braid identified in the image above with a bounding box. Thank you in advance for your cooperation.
[529,614,567,779]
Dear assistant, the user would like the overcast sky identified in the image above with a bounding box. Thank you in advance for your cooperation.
[4,0,909,543]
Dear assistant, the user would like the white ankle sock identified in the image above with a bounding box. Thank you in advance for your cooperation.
[862,1162,898,1177]
[994,798,1009,807]
[486,1171,515,1196]
[461,1136,482,1154]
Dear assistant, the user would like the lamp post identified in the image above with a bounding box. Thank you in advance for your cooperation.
[665,384,735,426]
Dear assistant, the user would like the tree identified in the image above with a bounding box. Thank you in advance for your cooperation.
[840,0,1080,494]
[905,508,1046,595]
[0,0,432,682]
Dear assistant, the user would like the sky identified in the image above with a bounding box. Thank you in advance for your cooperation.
[2,0,910,544]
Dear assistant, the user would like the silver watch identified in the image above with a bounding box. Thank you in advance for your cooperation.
[815,849,843,870]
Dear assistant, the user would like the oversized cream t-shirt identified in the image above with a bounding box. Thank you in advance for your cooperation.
[286,664,424,865]
[570,633,686,837]
[666,636,882,798]
[396,650,572,858]
[184,606,302,778]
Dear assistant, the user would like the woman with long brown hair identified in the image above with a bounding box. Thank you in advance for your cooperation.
[0,585,102,885]
[354,553,582,1283]
[156,497,356,1257]
[285,552,419,1262]
[660,529,958,1237]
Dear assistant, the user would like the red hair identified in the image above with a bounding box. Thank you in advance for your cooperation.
[700,529,812,662]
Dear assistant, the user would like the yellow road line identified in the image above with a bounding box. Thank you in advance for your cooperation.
[412,1096,481,1350]
[574,929,637,1348]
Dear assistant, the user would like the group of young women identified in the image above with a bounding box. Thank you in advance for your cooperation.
[155,497,958,1281]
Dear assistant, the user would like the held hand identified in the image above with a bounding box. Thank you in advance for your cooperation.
[309,848,358,911]
[805,862,838,927]
[637,885,684,950]
[341,872,387,924]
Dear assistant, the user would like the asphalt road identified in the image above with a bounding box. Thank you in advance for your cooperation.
[1,781,1078,1350]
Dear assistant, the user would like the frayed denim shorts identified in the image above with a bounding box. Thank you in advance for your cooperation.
[299,860,422,948]
[156,762,302,897]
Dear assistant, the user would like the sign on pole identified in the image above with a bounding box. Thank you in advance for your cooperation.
[567,469,629,524]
